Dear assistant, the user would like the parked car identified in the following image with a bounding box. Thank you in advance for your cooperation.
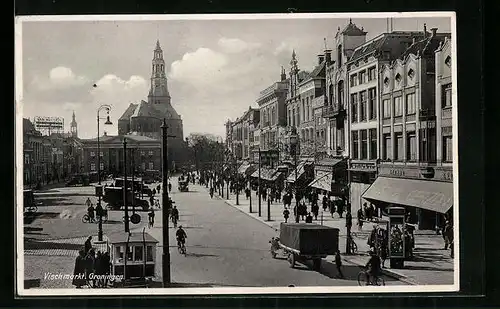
[65,174,90,187]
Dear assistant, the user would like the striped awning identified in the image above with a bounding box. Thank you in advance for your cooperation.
[286,161,309,183]
[309,171,333,192]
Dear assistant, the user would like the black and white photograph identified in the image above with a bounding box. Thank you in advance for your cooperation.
[15,12,458,296]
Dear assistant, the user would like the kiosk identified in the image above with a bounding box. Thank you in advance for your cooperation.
[107,231,158,284]
[387,205,406,269]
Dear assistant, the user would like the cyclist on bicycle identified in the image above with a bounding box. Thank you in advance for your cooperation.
[365,249,382,285]
[176,225,187,250]
[171,206,179,226]
[87,203,95,222]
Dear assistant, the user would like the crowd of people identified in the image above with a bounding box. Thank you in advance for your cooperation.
[72,236,111,288]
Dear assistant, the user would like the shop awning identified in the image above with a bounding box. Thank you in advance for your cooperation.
[362,176,453,214]
[250,167,273,180]
[309,171,333,192]
[270,170,284,182]
[286,161,309,183]
[238,163,256,176]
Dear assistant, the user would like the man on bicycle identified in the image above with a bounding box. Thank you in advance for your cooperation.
[176,226,187,251]
[87,203,95,223]
[171,206,179,226]
[365,249,382,285]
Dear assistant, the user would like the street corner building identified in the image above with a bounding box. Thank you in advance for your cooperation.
[81,40,187,175]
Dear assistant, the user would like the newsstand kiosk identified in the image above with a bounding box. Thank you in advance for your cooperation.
[387,205,406,269]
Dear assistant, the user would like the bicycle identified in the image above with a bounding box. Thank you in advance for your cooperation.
[357,268,385,286]
[82,214,96,223]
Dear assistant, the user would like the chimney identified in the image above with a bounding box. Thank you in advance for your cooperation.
[431,27,438,37]
[317,54,325,65]
[324,49,332,64]
[423,23,427,37]
[280,66,286,81]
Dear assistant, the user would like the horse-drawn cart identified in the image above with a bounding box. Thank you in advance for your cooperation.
[271,223,339,271]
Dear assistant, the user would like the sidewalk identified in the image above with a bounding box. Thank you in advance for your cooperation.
[208,185,454,286]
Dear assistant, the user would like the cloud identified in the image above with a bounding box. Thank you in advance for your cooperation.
[217,37,261,54]
[32,66,89,90]
[22,69,149,139]
[169,48,228,87]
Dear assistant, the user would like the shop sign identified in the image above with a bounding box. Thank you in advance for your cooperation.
[350,162,376,171]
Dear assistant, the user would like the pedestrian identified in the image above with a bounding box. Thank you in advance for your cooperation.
[85,197,91,207]
[345,210,353,230]
[322,194,328,211]
[305,212,313,223]
[335,250,344,279]
[209,186,214,198]
[337,200,344,218]
[148,207,155,228]
[245,187,250,199]
[72,249,87,288]
[283,208,290,223]
[262,188,267,201]
[357,206,364,230]
[168,182,172,192]
[380,230,388,268]
[87,203,95,223]
[85,249,96,287]
[149,195,154,208]
[84,236,92,254]
[312,203,319,220]
[95,202,104,222]
[329,200,335,218]
[443,220,452,250]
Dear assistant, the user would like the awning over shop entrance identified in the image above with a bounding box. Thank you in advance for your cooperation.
[250,167,274,180]
[286,161,310,183]
[362,176,453,214]
[309,171,332,192]
[270,170,284,182]
[238,162,256,176]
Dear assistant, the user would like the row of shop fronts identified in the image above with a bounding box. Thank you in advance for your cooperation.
[235,156,453,231]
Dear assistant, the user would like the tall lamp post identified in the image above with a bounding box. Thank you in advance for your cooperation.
[258,147,262,217]
[234,155,239,206]
[161,119,176,286]
[290,128,300,223]
[96,104,112,241]
[123,138,130,233]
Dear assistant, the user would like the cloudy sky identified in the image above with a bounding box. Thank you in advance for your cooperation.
[18,15,451,139]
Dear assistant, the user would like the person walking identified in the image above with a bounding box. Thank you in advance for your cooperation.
[283,207,290,223]
[357,206,364,230]
[335,250,344,279]
[322,194,328,211]
[305,212,313,223]
[72,249,87,288]
[148,207,155,228]
[84,236,92,255]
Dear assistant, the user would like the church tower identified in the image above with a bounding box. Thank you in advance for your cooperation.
[70,111,78,137]
[147,40,171,108]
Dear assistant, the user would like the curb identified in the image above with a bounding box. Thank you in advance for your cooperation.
[341,255,418,285]
[217,195,279,232]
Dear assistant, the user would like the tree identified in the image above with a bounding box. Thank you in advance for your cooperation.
[186,133,225,171]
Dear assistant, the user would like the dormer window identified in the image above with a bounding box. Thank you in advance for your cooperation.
[395,73,402,83]
[408,69,415,79]
[383,77,390,86]
[445,56,451,67]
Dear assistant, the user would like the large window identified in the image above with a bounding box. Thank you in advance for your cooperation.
[149,162,154,170]
[100,162,104,171]
[382,133,392,160]
[442,84,452,108]
[351,94,358,123]
[350,74,358,87]
[406,93,416,115]
[338,81,345,109]
[359,70,366,84]
[368,88,376,120]
[419,128,437,162]
[352,131,359,159]
[360,130,368,159]
[383,99,391,118]
[394,96,403,117]
[369,129,377,160]
[90,163,96,171]
[394,133,404,161]
[443,136,453,162]
[406,132,417,161]
[360,91,367,121]
[368,66,376,81]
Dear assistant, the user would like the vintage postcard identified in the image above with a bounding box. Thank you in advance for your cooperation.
[15,12,458,296]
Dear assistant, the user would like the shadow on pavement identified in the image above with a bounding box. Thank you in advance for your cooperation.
[185,252,219,258]
[24,212,61,224]
[35,197,76,206]
[35,192,94,197]
[24,227,49,236]
[24,238,83,251]
[403,265,454,272]
[103,220,124,225]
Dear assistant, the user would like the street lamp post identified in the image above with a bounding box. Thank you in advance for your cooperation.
[248,174,252,213]
[235,156,239,206]
[290,128,299,223]
[123,138,130,233]
[161,119,171,287]
[258,147,261,217]
[96,104,112,241]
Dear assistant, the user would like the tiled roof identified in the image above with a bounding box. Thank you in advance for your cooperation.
[132,100,164,118]
[119,103,138,121]
[341,21,367,36]
[81,134,160,143]
[400,34,451,59]
[308,61,326,79]
[125,134,160,142]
